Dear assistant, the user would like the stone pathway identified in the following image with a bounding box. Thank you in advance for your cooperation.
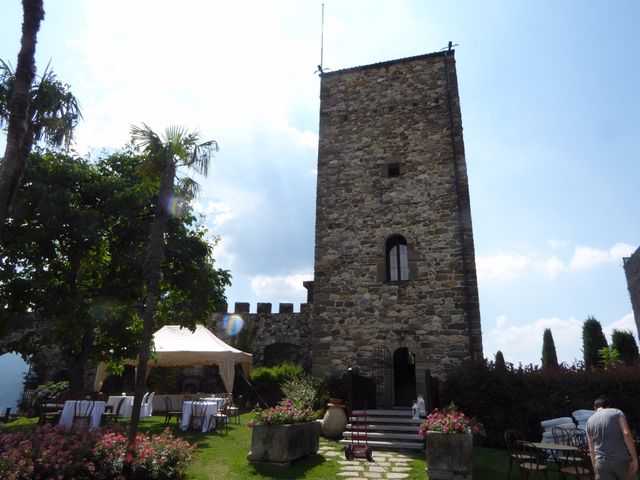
[318,441,414,479]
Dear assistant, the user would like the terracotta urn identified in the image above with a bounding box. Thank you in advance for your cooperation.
[322,400,347,438]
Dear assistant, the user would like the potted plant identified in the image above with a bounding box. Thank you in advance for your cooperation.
[247,400,320,466]
[419,402,481,480]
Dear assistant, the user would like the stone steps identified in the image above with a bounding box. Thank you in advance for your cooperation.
[339,408,425,451]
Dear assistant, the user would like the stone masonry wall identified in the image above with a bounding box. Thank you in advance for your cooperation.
[623,246,640,339]
[311,51,482,394]
[208,302,312,371]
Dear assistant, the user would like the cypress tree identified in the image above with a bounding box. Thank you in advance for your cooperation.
[541,328,558,368]
[582,316,608,369]
[611,329,639,366]
[495,350,507,372]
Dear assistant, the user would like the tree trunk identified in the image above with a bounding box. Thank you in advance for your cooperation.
[0,0,44,239]
[128,162,176,443]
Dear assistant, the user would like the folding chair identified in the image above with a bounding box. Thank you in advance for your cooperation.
[568,428,587,448]
[164,396,182,426]
[213,402,229,434]
[73,400,95,429]
[514,441,549,480]
[559,445,593,480]
[189,400,207,431]
[505,430,535,480]
[102,396,125,425]
[224,393,240,424]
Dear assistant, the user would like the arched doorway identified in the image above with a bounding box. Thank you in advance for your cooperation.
[393,347,416,407]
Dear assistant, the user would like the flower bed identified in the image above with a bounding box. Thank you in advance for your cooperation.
[247,400,315,427]
[0,423,195,480]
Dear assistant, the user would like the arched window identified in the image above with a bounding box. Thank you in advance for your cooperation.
[386,235,409,282]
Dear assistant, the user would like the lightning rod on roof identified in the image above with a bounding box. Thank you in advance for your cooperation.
[315,3,327,75]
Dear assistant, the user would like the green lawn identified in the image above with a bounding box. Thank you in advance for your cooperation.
[3,414,555,479]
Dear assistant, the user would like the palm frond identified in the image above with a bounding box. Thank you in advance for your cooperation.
[30,63,82,148]
[176,177,201,201]
[0,59,82,148]
[131,123,218,195]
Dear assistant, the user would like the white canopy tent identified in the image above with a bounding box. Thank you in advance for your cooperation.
[93,325,252,393]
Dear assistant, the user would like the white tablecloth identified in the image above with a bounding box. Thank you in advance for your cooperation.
[106,396,134,418]
[58,400,105,430]
[180,400,223,432]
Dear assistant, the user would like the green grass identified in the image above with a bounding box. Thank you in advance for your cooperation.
[3,415,555,479]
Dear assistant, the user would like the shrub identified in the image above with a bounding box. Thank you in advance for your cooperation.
[93,428,196,480]
[441,359,640,447]
[599,347,621,370]
[0,424,195,480]
[248,363,305,406]
[33,381,70,406]
[281,375,317,410]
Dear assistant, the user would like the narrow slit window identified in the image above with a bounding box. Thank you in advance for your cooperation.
[386,235,409,282]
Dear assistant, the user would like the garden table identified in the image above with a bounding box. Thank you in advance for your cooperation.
[531,441,579,469]
[180,399,224,432]
[106,395,134,418]
[58,400,105,430]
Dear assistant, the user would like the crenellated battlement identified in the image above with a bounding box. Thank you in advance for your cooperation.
[215,302,311,315]
[209,301,314,371]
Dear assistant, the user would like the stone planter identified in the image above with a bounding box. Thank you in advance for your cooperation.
[425,431,473,480]
[247,422,320,466]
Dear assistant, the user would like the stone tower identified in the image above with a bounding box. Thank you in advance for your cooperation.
[310,50,482,407]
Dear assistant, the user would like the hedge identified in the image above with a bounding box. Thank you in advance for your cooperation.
[440,359,640,447]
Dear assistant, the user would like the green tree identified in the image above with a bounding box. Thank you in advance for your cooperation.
[598,347,621,370]
[582,316,608,369]
[494,350,507,372]
[0,150,229,396]
[128,124,218,443]
[541,328,558,368]
[0,0,46,236]
[611,329,639,366]
[0,61,81,237]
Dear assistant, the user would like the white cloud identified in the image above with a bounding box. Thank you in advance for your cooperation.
[484,314,584,365]
[602,313,639,342]
[250,273,313,303]
[569,243,636,270]
[538,255,566,279]
[476,251,531,281]
[484,312,640,366]
[547,238,569,249]
[478,242,636,282]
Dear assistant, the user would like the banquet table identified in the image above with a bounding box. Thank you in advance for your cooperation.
[180,399,224,432]
[106,395,134,418]
[58,400,105,430]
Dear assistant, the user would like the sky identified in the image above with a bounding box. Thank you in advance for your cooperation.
[1,0,639,367]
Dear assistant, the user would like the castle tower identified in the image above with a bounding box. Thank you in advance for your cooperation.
[310,50,482,407]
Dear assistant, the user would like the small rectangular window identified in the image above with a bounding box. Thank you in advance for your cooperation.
[387,162,400,177]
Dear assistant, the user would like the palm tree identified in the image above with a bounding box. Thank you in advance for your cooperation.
[127,124,218,443]
[0,0,45,238]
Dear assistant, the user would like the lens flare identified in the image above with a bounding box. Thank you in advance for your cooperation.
[223,314,244,336]
[164,195,188,218]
